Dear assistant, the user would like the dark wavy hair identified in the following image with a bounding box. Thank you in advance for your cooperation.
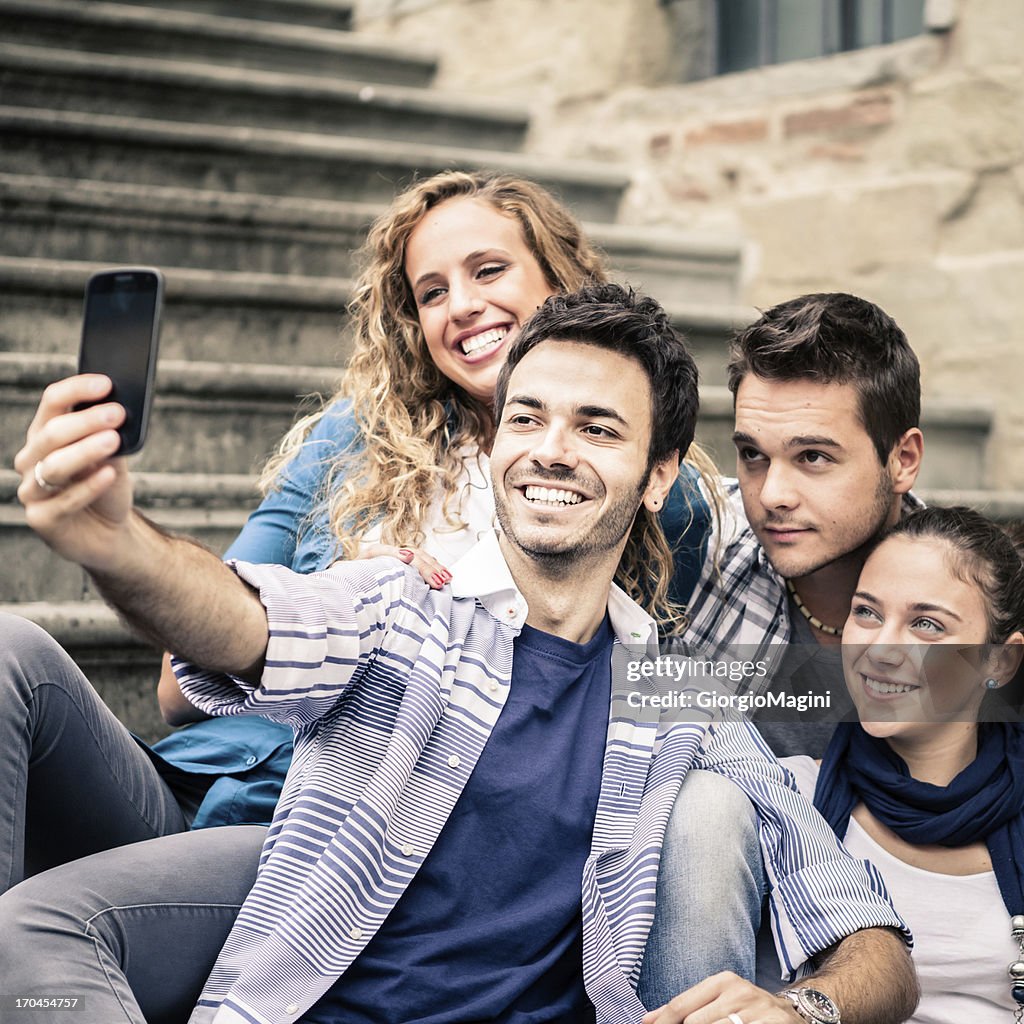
[493,282,700,631]
[887,506,1024,643]
[495,282,699,470]
[727,292,920,464]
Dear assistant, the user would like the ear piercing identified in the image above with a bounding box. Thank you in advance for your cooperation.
[986,678,1000,689]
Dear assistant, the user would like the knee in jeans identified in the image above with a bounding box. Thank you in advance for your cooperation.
[0,612,79,701]
[664,770,758,853]
[0,872,131,971]
[0,878,91,979]
[658,770,764,895]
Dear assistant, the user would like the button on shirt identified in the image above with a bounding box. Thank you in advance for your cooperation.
[175,530,909,1024]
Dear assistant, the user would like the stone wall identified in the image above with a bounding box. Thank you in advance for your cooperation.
[357,0,1024,490]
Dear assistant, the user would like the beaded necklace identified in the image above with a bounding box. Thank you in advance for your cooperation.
[786,578,843,638]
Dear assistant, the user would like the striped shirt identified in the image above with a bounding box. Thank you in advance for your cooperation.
[176,530,909,1024]
[681,480,925,695]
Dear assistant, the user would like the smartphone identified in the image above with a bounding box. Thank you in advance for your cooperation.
[77,267,163,455]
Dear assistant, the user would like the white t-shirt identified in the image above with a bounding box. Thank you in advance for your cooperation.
[784,755,1019,1024]
[359,448,496,565]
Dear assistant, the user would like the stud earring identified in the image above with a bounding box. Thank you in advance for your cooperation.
[985,678,1000,690]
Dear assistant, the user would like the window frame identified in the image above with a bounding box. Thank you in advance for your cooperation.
[713,0,926,75]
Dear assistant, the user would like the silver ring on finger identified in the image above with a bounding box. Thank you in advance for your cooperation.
[33,460,61,494]
[727,1014,745,1024]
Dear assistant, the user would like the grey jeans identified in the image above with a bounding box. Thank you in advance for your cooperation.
[0,612,191,891]
[0,612,266,1022]
[0,826,265,1023]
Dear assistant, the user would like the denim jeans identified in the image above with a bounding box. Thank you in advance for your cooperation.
[0,612,265,1023]
[0,613,194,892]
[0,826,265,1024]
[636,769,767,1009]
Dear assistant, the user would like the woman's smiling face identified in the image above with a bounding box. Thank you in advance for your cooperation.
[404,196,555,405]
[842,534,994,740]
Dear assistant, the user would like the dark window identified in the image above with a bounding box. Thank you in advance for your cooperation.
[716,0,925,74]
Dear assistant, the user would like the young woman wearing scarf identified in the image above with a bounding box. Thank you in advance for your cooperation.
[784,506,1024,1023]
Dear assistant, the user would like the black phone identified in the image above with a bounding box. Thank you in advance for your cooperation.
[77,267,163,455]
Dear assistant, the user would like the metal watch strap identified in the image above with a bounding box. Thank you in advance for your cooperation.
[778,987,842,1024]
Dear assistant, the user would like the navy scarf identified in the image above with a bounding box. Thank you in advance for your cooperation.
[814,722,1024,916]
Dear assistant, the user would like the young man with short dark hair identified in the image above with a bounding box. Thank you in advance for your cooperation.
[686,291,925,756]
[642,293,927,1014]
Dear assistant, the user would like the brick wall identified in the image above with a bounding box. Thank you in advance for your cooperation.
[358,0,1024,490]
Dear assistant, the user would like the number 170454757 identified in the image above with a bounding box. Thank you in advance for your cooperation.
[6,996,83,1010]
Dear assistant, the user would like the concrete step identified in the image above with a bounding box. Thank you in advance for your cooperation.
[646,304,751,386]
[0,175,374,281]
[7,470,1018,609]
[695,388,993,491]
[0,175,743,304]
[0,256,352,367]
[115,0,355,32]
[0,469,253,604]
[0,0,435,85]
[0,600,168,742]
[0,43,529,150]
[7,464,1014,605]
[0,347,993,488]
[591,223,743,308]
[917,489,1024,521]
[0,351,336,476]
[0,106,630,223]
[0,256,746,385]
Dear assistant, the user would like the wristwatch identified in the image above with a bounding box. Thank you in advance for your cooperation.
[778,987,841,1024]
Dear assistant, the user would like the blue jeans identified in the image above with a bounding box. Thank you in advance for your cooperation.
[637,770,767,1009]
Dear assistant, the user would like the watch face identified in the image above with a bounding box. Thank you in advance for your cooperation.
[795,988,841,1024]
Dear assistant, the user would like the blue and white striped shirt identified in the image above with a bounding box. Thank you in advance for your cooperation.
[176,530,908,1024]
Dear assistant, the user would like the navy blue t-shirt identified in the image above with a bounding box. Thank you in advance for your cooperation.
[304,616,614,1024]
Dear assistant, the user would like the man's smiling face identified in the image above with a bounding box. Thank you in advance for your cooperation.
[490,340,666,565]
[733,374,900,581]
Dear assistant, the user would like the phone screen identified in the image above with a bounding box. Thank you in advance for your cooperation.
[79,269,162,454]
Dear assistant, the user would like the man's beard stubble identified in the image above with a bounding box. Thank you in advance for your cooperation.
[493,468,648,572]
[762,467,896,580]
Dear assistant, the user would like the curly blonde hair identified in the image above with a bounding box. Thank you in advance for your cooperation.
[260,170,721,632]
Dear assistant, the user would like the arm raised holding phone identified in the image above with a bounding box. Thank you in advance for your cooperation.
[14,372,269,683]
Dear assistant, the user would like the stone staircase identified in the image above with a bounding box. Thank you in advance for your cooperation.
[0,0,1011,739]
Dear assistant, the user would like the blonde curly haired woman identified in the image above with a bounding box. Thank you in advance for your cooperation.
[158,169,719,714]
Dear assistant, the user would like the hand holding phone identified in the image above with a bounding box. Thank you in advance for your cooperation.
[77,267,163,455]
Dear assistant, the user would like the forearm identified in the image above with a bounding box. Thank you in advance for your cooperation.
[157,650,212,725]
[89,511,269,682]
[802,927,918,1024]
